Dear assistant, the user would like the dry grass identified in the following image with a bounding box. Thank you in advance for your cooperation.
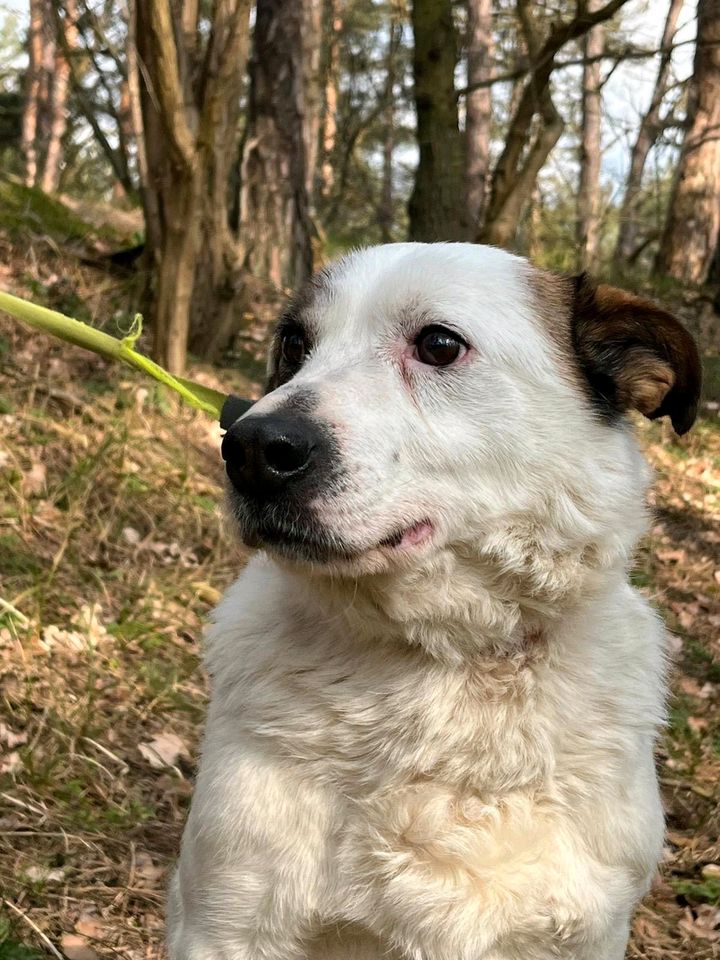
[1,233,719,958]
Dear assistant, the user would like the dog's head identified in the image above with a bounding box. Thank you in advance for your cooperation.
[222,243,700,585]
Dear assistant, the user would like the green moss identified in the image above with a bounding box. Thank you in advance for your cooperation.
[0,179,97,242]
[670,876,720,904]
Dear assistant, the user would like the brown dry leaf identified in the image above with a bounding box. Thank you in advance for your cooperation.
[42,624,86,653]
[75,913,106,939]
[679,904,720,941]
[0,751,22,774]
[24,864,66,883]
[657,548,688,563]
[122,526,141,545]
[22,460,46,496]
[679,677,703,697]
[0,722,28,749]
[61,934,99,960]
[688,716,709,734]
[138,731,189,769]
[633,915,661,940]
[133,850,165,886]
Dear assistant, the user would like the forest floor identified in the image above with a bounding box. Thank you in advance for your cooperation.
[0,189,720,959]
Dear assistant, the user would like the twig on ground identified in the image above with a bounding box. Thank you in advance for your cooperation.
[2,898,64,959]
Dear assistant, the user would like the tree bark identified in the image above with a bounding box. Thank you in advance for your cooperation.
[22,0,51,187]
[41,0,76,194]
[614,0,684,266]
[189,0,252,359]
[240,0,318,292]
[465,0,493,236]
[656,0,720,284]
[408,0,467,241]
[134,0,252,374]
[380,10,402,242]
[577,0,604,270]
[320,0,342,198]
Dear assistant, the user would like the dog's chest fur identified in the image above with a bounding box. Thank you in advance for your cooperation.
[206,560,664,860]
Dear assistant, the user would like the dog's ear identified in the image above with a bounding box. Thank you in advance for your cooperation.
[569,274,702,435]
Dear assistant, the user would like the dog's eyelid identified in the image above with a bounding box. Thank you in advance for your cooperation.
[413,322,470,350]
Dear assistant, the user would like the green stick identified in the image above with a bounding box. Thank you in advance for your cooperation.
[0,290,228,419]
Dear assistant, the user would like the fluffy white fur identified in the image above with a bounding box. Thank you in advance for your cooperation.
[168,243,671,959]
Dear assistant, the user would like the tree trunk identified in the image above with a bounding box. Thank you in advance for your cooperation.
[576,0,604,271]
[656,0,720,284]
[134,0,252,374]
[303,0,323,208]
[408,0,467,241]
[465,0,493,236]
[152,169,203,375]
[41,0,76,194]
[240,0,318,292]
[320,0,342,198]
[380,11,402,242]
[614,0,684,267]
[189,0,252,359]
[22,0,51,187]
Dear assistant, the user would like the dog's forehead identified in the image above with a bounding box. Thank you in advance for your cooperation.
[296,244,557,361]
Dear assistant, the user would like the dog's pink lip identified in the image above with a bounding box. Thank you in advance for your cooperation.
[378,519,434,551]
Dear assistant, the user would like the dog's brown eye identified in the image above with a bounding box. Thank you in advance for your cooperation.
[281,331,306,367]
[415,326,465,367]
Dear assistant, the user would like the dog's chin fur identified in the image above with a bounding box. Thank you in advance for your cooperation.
[168,243,699,960]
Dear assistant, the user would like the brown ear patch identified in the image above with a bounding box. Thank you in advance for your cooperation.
[570,275,702,435]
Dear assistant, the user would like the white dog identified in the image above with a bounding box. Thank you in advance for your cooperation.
[167,243,701,960]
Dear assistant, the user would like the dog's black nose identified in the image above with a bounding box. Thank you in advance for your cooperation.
[222,414,317,500]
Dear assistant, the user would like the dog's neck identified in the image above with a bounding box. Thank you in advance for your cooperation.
[299,536,631,665]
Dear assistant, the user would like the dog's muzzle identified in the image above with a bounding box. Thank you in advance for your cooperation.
[222,412,334,503]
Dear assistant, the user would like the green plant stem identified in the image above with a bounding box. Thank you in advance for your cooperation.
[0,291,227,419]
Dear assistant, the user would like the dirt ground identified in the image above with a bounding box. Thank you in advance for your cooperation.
[1,280,720,958]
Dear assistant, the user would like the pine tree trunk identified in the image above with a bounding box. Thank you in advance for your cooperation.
[656,0,720,284]
[614,0,683,266]
[303,0,323,207]
[379,12,401,243]
[465,0,493,236]
[408,0,467,241]
[41,0,76,194]
[22,0,50,187]
[320,0,342,198]
[240,0,317,291]
[576,0,604,270]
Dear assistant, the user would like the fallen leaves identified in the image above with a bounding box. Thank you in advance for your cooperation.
[61,933,99,960]
[138,732,190,770]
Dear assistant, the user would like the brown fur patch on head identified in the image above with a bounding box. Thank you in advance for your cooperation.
[530,267,701,435]
[570,276,701,435]
[529,267,574,354]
